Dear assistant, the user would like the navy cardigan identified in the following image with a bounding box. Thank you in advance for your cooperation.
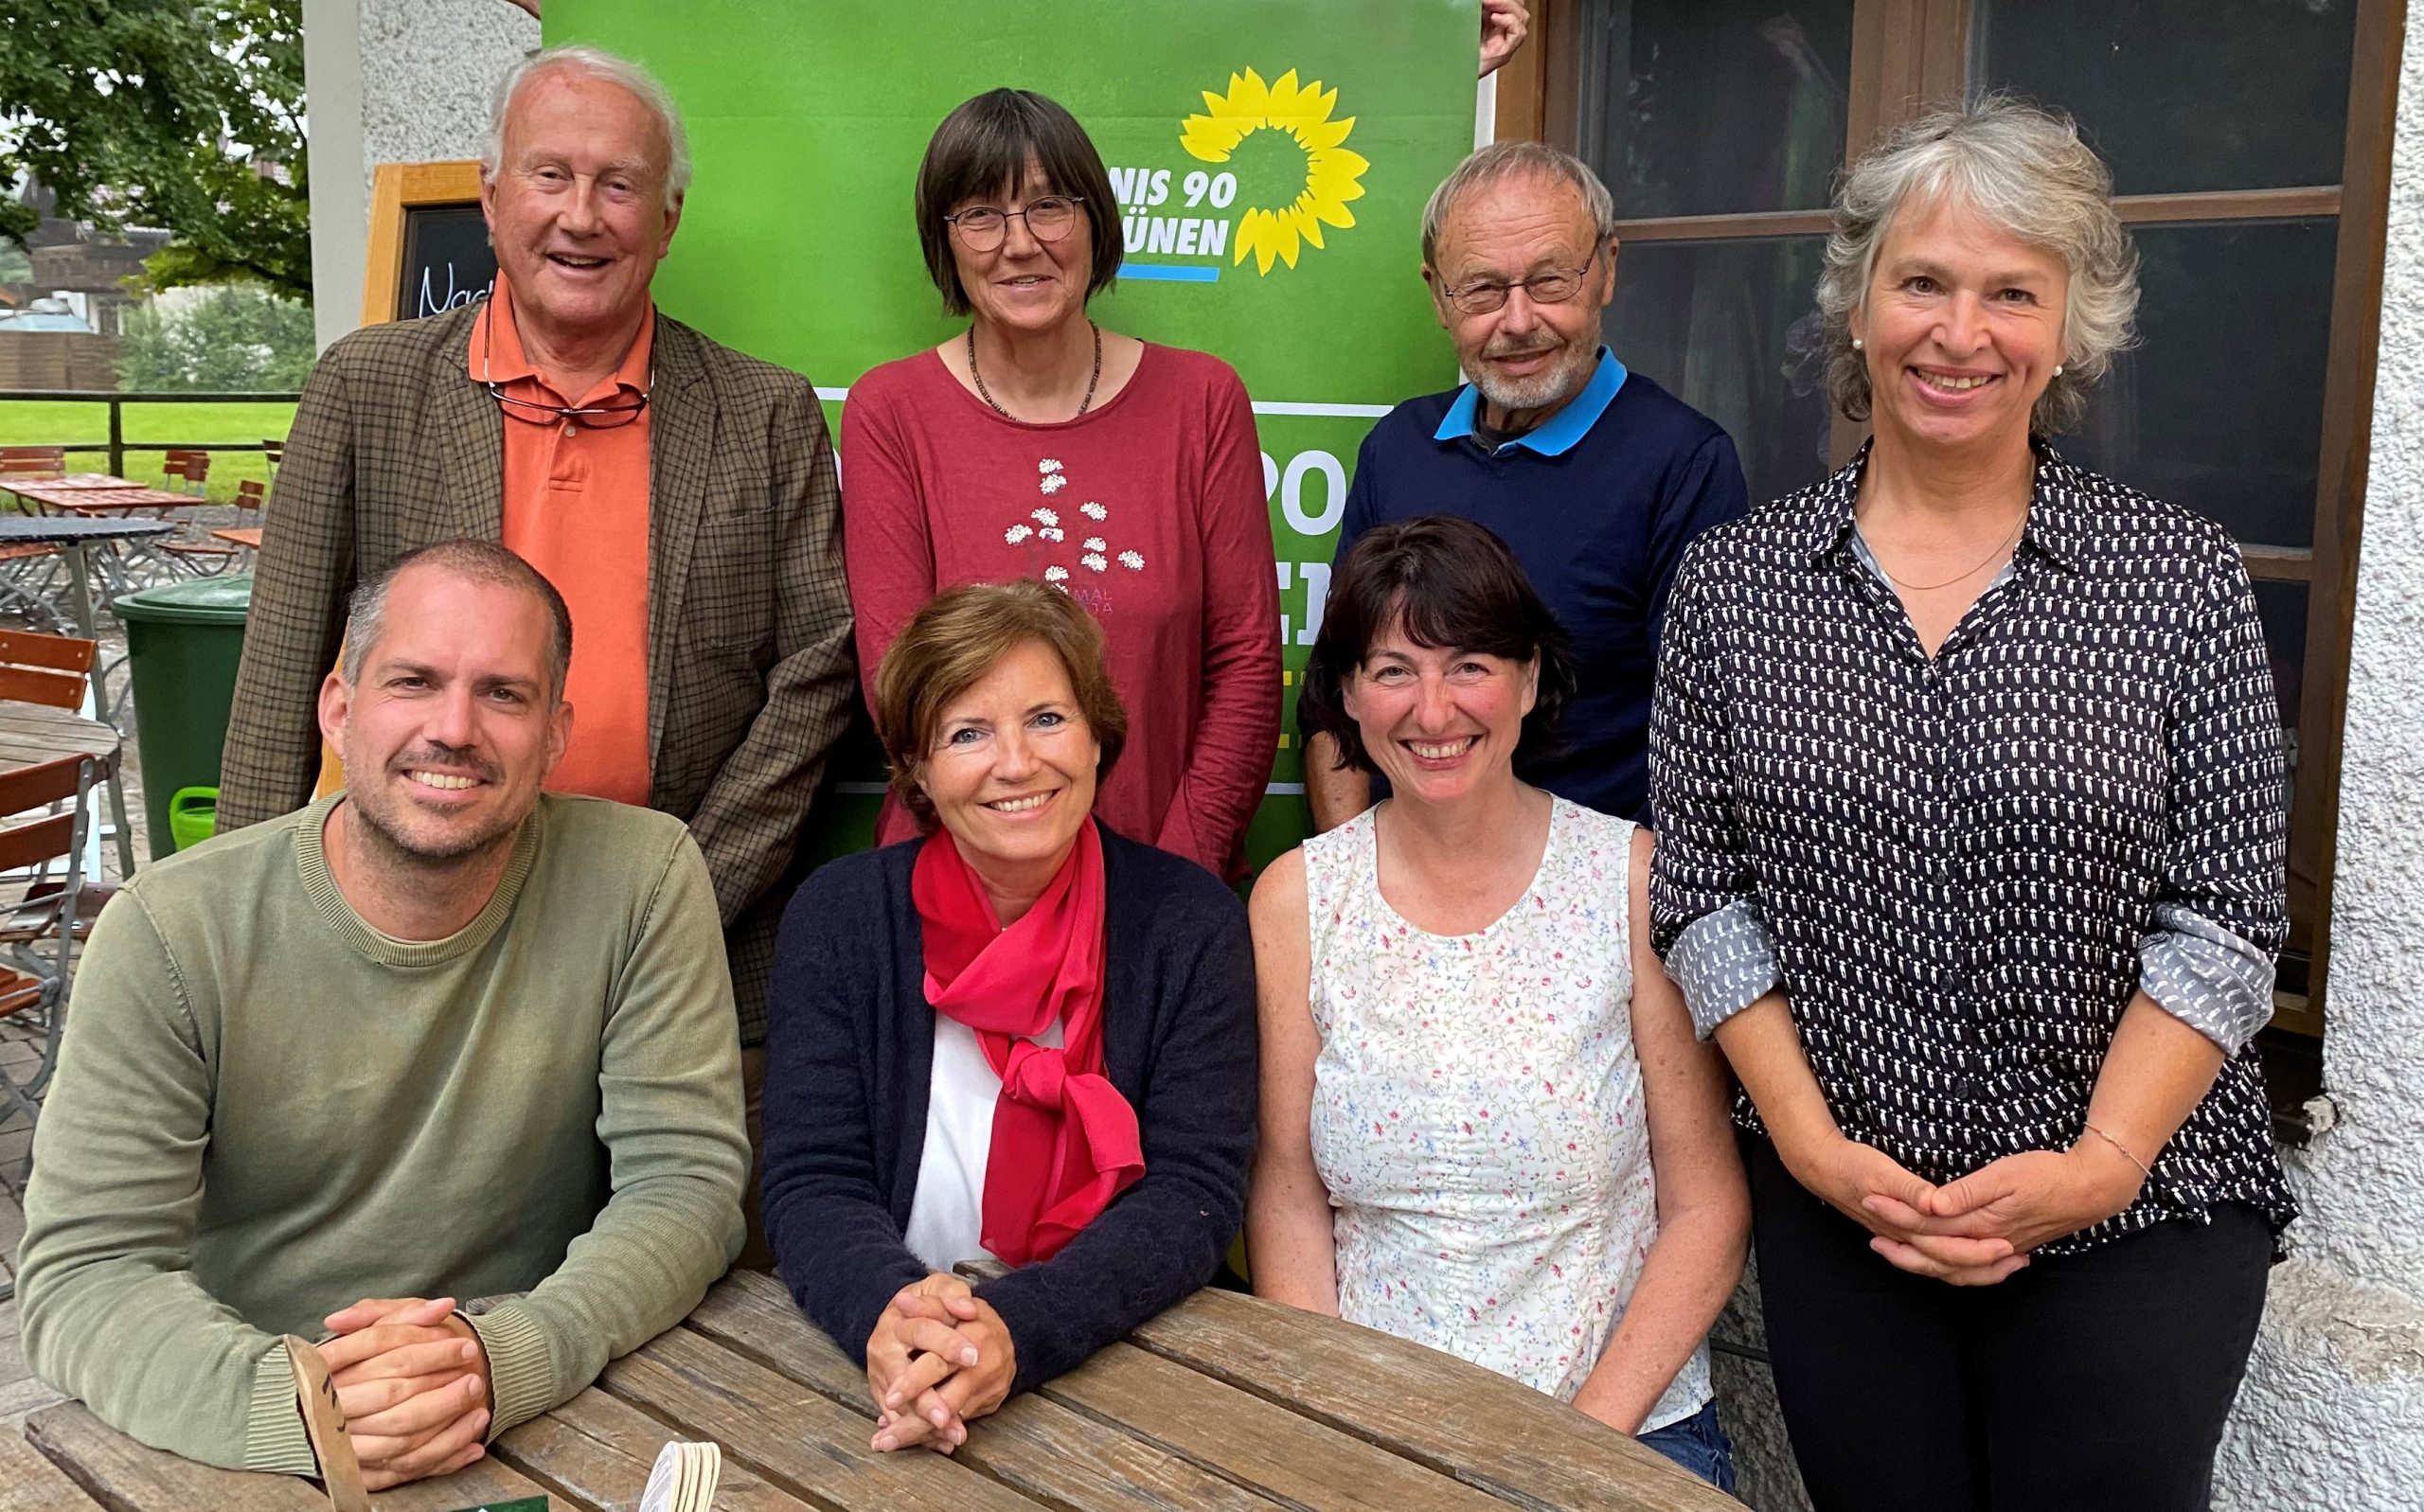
[759,827,1258,1394]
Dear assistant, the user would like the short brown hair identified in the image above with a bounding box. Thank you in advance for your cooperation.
[915,89,1122,317]
[1300,517,1575,777]
[872,580,1129,827]
[344,539,573,702]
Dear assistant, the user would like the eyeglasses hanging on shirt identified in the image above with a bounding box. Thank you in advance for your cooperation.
[477,296,652,430]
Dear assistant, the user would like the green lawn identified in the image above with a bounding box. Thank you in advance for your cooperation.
[0,397,298,502]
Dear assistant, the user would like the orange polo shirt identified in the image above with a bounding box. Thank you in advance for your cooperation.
[467,280,654,805]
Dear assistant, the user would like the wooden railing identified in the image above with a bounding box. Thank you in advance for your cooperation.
[0,389,302,477]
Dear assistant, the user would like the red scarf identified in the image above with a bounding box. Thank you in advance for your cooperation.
[912,818,1143,1265]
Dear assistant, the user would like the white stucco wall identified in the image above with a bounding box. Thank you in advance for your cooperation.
[301,0,535,347]
[2212,13,2424,1509]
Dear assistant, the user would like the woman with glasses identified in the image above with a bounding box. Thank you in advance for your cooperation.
[843,88,1279,880]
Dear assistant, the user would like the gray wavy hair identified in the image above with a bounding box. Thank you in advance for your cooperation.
[1420,140,1617,268]
[480,44,693,211]
[1816,96,2138,436]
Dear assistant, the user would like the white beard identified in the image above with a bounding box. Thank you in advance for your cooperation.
[1468,337,1600,418]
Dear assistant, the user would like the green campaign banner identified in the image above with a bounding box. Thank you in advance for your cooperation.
[548,0,1481,867]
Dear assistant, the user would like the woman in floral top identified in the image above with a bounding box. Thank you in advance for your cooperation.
[1246,516,1749,1491]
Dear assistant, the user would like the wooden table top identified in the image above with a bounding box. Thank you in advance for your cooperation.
[31,488,193,518]
[210,527,264,548]
[3,474,139,491]
[0,701,119,771]
[15,1270,1735,1512]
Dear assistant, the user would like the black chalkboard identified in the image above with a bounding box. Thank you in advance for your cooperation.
[397,204,496,321]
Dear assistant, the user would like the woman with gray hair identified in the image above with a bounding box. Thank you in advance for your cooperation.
[1649,97,2291,1509]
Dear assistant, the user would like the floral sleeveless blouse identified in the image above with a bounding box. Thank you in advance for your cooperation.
[1303,797,1711,1429]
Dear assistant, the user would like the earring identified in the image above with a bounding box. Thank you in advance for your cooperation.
[1851,337,1863,350]
[2053,364,2065,377]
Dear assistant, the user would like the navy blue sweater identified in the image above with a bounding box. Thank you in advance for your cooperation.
[1326,370,1747,823]
[759,828,1257,1395]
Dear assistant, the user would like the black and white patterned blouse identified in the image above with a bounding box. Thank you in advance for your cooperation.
[1649,446,2296,1253]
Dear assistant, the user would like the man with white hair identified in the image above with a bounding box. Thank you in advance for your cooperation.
[220,46,854,1227]
[1302,141,1748,832]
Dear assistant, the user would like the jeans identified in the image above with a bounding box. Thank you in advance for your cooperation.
[1637,1399,1738,1494]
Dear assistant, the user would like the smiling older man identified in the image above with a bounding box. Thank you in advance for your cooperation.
[219,47,852,1161]
[19,541,748,1490]
[1302,141,1748,832]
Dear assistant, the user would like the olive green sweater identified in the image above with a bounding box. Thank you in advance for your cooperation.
[16,793,749,1474]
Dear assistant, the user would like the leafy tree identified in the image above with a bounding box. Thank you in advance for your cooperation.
[1,1,311,299]
[115,283,314,391]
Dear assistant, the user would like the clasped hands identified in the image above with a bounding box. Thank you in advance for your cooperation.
[1783,1131,2148,1285]
[312,1296,492,1489]
[864,1272,1017,1454]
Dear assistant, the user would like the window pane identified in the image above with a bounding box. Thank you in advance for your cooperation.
[1577,1,1855,220]
[2058,219,2335,550]
[1975,0,2356,195]
[2254,578,2307,832]
[1607,236,1835,507]
[2254,579,2309,738]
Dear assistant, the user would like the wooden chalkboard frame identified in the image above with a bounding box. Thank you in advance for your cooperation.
[361,160,489,326]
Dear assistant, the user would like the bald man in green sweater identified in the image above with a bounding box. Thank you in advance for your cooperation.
[17,541,749,1490]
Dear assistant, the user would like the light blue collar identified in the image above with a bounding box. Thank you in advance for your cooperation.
[1433,347,1628,456]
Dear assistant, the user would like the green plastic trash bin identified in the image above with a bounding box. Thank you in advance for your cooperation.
[116,575,252,858]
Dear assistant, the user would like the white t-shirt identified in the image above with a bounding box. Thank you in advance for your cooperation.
[902,1014,1062,1271]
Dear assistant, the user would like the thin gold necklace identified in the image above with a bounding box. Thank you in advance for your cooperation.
[1872,509,2027,593]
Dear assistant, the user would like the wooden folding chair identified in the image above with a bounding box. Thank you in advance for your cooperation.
[262,436,284,474]
[0,630,133,877]
[164,476,265,573]
[0,446,66,481]
[0,752,97,1185]
[162,449,212,496]
[0,539,66,628]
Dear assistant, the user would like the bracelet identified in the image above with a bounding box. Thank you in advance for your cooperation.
[2082,1121,2154,1183]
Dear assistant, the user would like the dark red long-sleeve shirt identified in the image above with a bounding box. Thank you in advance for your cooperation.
[842,344,1281,875]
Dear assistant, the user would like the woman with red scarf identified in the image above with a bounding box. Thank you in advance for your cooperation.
[760,580,1257,1454]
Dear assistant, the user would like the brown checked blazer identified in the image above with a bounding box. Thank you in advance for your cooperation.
[218,301,857,1041]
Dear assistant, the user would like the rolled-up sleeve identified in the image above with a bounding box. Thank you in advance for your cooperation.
[2141,550,2290,1054]
[2140,905,2276,1054]
[1668,898,1782,1041]
[1649,543,1768,1039]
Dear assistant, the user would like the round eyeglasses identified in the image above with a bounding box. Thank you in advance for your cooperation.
[944,195,1085,253]
[1438,243,1603,316]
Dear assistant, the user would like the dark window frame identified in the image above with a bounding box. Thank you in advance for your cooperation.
[1496,0,2411,1041]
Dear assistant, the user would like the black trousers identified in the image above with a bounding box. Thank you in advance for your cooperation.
[1746,1136,2271,1512]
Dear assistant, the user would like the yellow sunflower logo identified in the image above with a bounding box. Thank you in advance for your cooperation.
[1180,67,1369,276]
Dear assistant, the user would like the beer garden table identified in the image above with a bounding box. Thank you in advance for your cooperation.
[12,1270,1738,1511]
[0,516,176,641]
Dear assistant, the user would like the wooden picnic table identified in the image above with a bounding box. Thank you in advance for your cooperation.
[15,1270,1738,1511]
[11,474,143,491]
[0,702,119,778]
[1,477,181,513]
[210,527,263,550]
[11,487,193,521]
